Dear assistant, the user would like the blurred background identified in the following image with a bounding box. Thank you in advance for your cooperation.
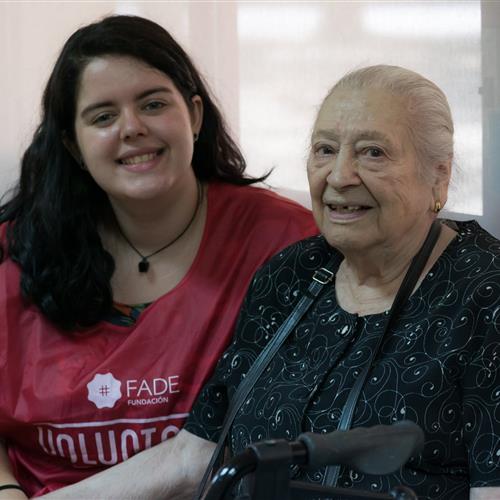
[1,1,499,236]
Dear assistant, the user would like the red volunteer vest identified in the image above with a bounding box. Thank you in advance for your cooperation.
[0,182,317,496]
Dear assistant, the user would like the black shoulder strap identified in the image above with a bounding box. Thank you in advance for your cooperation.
[195,253,339,499]
[323,219,442,487]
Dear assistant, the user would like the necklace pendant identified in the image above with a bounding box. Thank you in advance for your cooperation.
[138,258,149,273]
[118,180,202,275]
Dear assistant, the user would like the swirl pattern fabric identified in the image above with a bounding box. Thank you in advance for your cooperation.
[186,220,500,500]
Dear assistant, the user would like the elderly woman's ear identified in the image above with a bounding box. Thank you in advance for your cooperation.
[431,158,452,212]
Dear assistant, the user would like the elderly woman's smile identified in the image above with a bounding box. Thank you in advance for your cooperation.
[324,202,372,221]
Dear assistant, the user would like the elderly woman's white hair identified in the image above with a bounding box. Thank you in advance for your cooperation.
[326,65,454,181]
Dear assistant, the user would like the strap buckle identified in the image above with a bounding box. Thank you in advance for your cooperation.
[312,267,334,285]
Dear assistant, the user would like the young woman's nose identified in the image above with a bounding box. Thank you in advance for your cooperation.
[119,109,148,140]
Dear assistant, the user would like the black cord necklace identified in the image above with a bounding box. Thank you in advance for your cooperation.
[116,180,203,273]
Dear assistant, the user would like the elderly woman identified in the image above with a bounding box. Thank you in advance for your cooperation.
[35,66,499,500]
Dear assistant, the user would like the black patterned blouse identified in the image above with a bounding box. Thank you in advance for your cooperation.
[186,220,500,499]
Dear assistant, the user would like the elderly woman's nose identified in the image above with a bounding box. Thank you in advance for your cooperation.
[119,109,148,140]
[326,151,360,188]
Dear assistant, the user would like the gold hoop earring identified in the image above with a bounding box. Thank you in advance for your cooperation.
[433,200,442,213]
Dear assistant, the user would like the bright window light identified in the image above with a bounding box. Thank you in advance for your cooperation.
[238,5,320,40]
[362,3,480,38]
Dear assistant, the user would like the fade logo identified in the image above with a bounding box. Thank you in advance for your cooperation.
[87,373,122,409]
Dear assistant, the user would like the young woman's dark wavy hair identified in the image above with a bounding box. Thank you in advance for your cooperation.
[0,15,267,331]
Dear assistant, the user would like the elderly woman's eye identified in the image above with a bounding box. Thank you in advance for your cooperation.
[314,145,336,156]
[364,147,384,158]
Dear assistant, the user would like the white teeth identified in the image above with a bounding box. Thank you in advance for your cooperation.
[121,153,156,165]
[329,205,364,212]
